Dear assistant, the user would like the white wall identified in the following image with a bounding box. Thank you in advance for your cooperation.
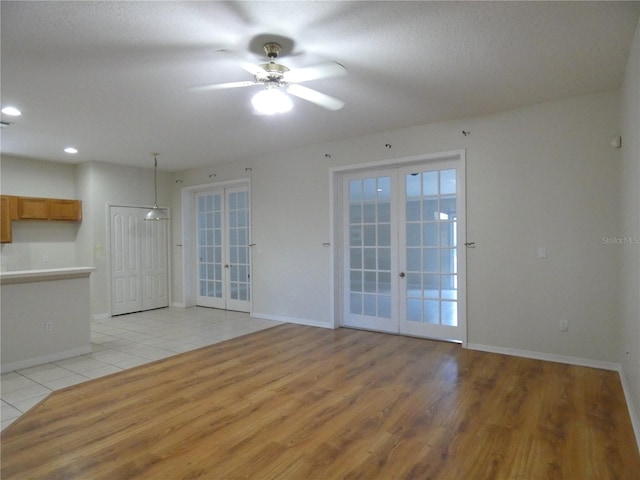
[174,90,621,365]
[619,16,640,441]
[0,158,171,317]
[2,89,623,368]
[73,161,172,318]
[0,156,76,197]
[1,272,92,372]
[0,156,79,270]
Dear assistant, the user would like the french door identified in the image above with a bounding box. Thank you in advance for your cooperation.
[342,158,466,342]
[196,186,251,312]
[110,206,169,316]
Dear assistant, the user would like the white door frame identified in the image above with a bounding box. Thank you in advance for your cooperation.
[329,150,467,345]
[181,179,251,311]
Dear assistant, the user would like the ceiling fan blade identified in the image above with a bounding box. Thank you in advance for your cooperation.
[190,81,257,92]
[239,61,267,77]
[214,48,266,77]
[284,62,348,83]
[287,84,345,111]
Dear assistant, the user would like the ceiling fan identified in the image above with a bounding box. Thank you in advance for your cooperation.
[192,42,347,114]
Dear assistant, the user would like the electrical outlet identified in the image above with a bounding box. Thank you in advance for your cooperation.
[42,255,49,263]
[45,321,53,332]
[559,319,569,332]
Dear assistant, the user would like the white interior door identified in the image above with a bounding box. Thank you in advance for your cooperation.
[196,186,251,312]
[141,218,169,310]
[111,206,169,316]
[111,207,141,315]
[342,170,399,333]
[341,158,466,343]
[196,191,224,309]
[398,163,465,341]
[225,187,251,312]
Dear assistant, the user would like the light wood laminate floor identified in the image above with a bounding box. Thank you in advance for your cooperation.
[2,324,638,479]
[1,306,281,430]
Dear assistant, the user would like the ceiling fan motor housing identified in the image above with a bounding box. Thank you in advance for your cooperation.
[256,42,289,83]
[257,62,289,83]
[263,42,282,58]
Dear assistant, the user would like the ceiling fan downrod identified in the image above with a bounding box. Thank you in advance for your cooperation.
[258,42,289,83]
[263,42,282,59]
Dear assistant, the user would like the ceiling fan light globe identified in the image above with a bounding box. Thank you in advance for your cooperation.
[251,89,293,115]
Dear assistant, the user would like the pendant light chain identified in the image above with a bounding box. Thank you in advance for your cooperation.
[153,153,159,207]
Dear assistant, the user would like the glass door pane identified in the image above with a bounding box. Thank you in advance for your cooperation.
[195,187,251,313]
[225,187,251,312]
[196,191,225,309]
[342,171,398,333]
[399,166,463,341]
[340,157,465,343]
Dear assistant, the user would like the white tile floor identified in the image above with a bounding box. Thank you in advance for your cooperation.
[1,307,282,431]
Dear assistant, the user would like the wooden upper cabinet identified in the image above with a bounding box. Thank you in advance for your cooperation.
[12,196,82,222]
[17,196,50,219]
[0,195,81,243]
[1,196,12,243]
[50,199,82,221]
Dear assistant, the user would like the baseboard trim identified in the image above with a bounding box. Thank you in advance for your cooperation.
[466,343,620,371]
[171,302,186,308]
[91,313,110,321]
[617,366,640,454]
[251,313,333,329]
[1,345,93,374]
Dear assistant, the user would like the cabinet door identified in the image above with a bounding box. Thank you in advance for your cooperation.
[1,196,12,243]
[50,199,82,221]
[17,197,50,219]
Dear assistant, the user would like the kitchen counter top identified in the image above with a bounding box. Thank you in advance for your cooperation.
[0,267,95,284]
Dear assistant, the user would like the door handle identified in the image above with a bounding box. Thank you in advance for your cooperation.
[399,272,406,278]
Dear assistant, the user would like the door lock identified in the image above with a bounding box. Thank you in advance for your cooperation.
[399,272,406,278]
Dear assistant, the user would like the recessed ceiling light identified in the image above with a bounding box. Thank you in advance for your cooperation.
[1,106,22,116]
[64,147,78,154]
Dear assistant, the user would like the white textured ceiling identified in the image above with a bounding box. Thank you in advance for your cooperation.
[1,1,638,171]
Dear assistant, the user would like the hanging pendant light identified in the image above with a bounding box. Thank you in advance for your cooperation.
[145,153,169,221]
